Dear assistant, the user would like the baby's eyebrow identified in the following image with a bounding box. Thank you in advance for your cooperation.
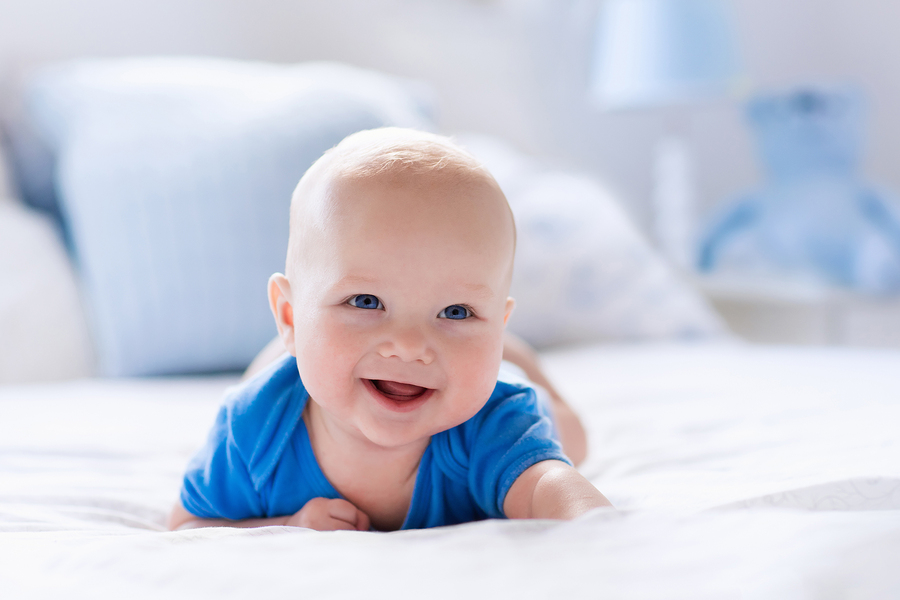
[459,283,494,298]
[331,275,495,298]
[333,275,379,288]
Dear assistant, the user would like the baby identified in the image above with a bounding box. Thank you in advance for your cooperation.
[169,128,611,532]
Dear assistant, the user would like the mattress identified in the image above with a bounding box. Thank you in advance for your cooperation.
[1,342,898,599]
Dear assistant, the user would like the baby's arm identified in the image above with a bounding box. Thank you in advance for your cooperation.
[503,460,612,520]
[501,332,587,465]
[167,498,370,532]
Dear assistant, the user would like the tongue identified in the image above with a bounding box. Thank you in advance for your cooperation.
[374,380,427,398]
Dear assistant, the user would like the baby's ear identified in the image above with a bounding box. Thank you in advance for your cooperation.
[503,297,516,326]
[268,274,297,356]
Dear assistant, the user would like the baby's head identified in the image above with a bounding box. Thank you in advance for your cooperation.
[268,128,516,449]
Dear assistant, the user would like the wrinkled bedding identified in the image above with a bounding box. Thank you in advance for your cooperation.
[1,342,899,599]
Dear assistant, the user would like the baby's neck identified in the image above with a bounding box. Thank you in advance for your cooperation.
[303,400,428,530]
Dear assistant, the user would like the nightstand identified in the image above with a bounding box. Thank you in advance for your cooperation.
[695,275,900,347]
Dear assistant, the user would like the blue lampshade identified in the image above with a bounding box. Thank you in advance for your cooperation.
[590,0,743,109]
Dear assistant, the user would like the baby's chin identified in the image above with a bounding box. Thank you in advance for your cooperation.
[353,407,477,450]
[353,421,435,450]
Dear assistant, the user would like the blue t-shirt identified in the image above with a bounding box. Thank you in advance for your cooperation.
[180,354,570,529]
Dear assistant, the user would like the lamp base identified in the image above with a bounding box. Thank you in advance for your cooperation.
[652,135,696,269]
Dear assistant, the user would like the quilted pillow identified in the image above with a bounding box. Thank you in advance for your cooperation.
[26,58,434,376]
[456,134,728,347]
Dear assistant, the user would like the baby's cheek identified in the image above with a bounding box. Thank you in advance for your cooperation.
[451,334,503,398]
[296,319,360,397]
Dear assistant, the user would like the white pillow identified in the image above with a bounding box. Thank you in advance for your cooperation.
[456,134,728,347]
[0,200,94,382]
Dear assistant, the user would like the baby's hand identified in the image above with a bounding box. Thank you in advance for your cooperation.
[285,497,371,532]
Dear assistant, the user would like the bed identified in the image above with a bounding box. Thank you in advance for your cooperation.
[2,343,899,598]
[1,58,899,599]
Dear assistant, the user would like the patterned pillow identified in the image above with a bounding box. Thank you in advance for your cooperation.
[26,58,434,376]
[457,134,728,347]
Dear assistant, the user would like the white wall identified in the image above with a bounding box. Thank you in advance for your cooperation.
[2,0,899,232]
[521,0,900,228]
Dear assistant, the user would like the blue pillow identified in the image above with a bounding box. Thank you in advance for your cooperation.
[27,58,434,376]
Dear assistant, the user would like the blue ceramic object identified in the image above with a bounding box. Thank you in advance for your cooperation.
[590,0,742,108]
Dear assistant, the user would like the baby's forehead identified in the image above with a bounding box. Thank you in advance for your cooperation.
[329,163,495,203]
[329,168,508,234]
[287,128,516,281]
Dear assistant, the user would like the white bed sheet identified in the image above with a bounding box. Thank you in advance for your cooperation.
[1,342,899,599]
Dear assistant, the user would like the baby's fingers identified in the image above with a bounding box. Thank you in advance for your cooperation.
[341,506,370,532]
[321,517,362,531]
[289,497,371,531]
[328,498,370,531]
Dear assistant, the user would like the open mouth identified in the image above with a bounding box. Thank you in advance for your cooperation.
[364,379,433,412]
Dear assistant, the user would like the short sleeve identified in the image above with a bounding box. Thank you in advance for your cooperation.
[180,404,266,520]
[179,353,306,520]
[465,382,571,518]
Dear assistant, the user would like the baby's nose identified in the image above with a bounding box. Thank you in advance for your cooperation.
[377,326,435,365]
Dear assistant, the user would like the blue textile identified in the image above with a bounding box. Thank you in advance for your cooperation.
[21,58,434,376]
[180,354,570,529]
[698,86,900,292]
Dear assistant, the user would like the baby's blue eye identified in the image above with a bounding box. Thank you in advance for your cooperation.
[348,294,384,310]
[438,305,472,320]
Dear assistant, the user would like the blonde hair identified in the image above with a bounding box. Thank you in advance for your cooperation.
[319,127,492,181]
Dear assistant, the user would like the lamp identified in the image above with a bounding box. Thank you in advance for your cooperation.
[590,0,743,267]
